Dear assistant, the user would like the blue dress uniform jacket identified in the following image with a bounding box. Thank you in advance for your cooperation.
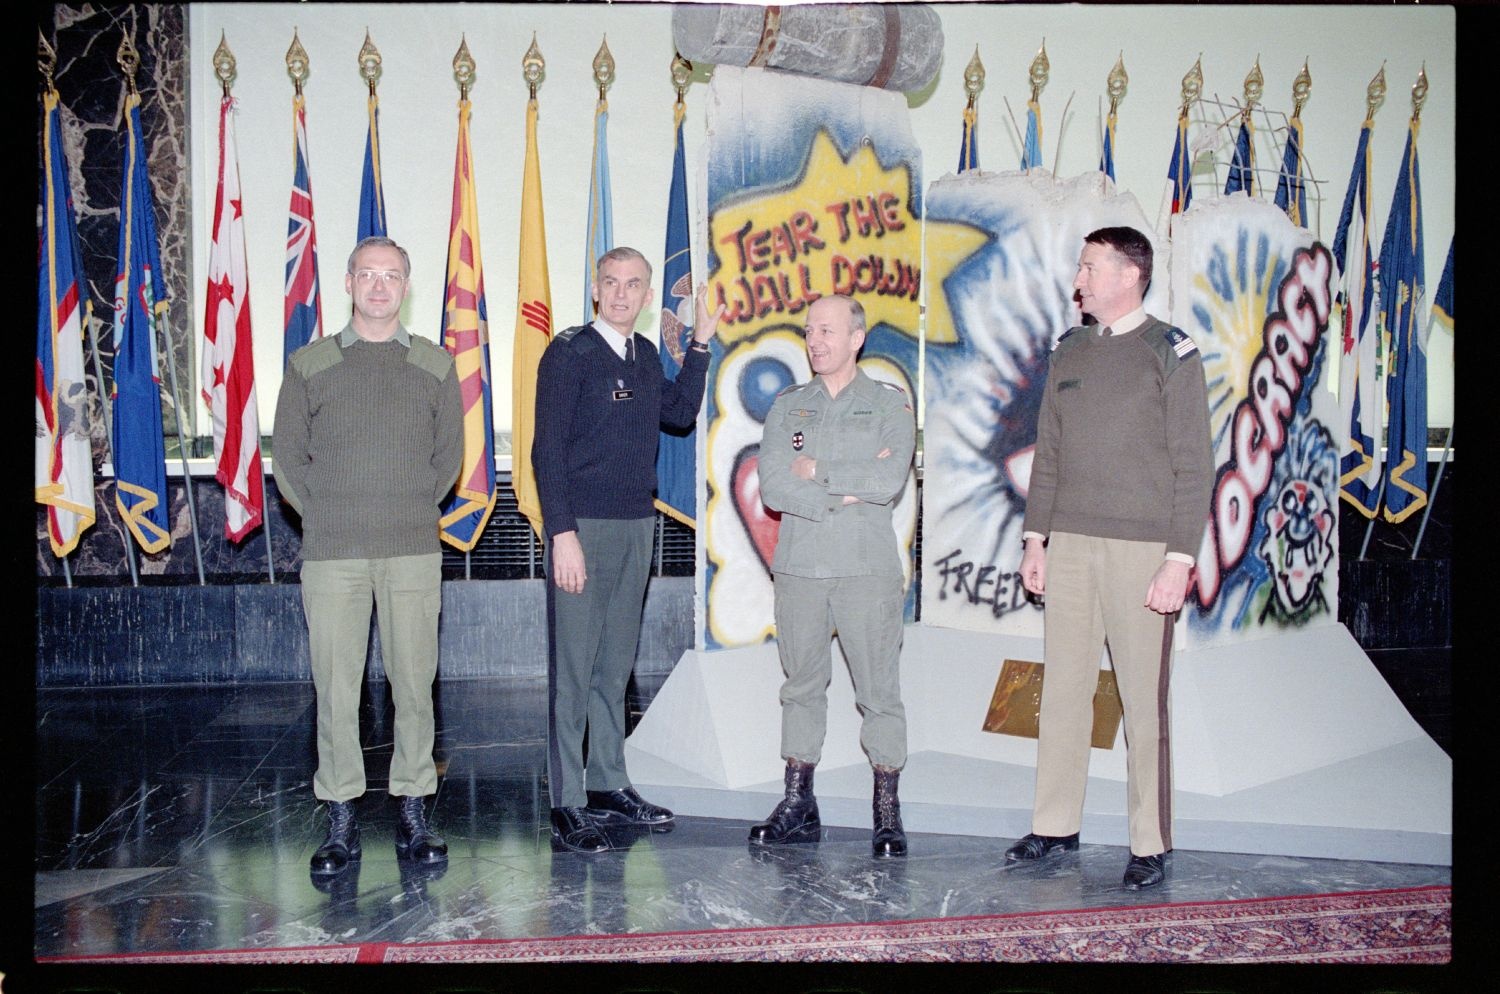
[759,368,916,578]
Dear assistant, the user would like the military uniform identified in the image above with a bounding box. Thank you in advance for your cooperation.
[758,368,916,768]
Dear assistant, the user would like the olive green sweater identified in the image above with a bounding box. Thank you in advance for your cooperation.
[273,324,464,561]
[1022,316,1214,558]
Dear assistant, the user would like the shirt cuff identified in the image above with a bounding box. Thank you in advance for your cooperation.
[1023,531,1046,545]
[1164,551,1195,566]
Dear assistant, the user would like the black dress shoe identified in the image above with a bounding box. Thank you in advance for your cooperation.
[1123,852,1166,890]
[584,787,675,825]
[395,795,448,864]
[1004,832,1080,862]
[550,806,610,853]
[310,800,361,876]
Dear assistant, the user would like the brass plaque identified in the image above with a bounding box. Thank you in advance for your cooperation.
[982,658,1124,750]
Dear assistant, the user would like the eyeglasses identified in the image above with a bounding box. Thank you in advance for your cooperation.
[352,269,407,286]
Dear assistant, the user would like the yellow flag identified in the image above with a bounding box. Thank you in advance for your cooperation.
[512,98,553,538]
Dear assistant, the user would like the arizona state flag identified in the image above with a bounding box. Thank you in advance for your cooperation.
[283,92,323,365]
[582,98,614,321]
[357,94,387,240]
[512,98,553,538]
[202,94,264,542]
[655,100,696,527]
[111,91,172,554]
[1273,116,1307,227]
[1333,115,1382,517]
[438,98,498,550]
[37,88,96,557]
[1378,118,1428,524]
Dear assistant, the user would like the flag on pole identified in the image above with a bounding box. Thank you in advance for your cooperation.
[582,97,614,321]
[357,93,387,240]
[513,98,554,539]
[37,88,97,557]
[283,92,323,366]
[654,100,697,528]
[1157,110,1193,235]
[1273,115,1307,227]
[438,97,498,550]
[958,105,979,173]
[1100,109,1117,181]
[1224,116,1255,196]
[1432,237,1453,333]
[1020,99,1043,170]
[111,91,172,554]
[202,95,264,542]
[1378,117,1428,524]
[1332,115,1382,518]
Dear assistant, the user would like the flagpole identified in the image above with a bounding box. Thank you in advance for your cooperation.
[1412,424,1451,560]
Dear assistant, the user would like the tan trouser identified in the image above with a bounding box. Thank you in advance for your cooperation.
[1032,532,1174,857]
[302,553,443,802]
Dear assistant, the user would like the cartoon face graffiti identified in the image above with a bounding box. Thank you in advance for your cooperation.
[1256,422,1337,618]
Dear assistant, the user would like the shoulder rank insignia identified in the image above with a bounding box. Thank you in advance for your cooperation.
[1164,326,1198,359]
[1052,327,1080,351]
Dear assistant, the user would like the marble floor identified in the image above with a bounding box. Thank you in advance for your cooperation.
[34,676,1451,961]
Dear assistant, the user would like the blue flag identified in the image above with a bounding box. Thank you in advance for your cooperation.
[357,94,387,241]
[583,100,614,321]
[1224,119,1255,196]
[37,88,97,557]
[1020,100,1042,170]
[1158,111,1193,234]
[110,92,172,554]
[958,106,979,173]
[1333,117,1381,518]
[655,102,697,528]
[1273,117,1307,227]
[1378,119,1428,523]
[1432,237,1453,332]
[1100,112,1117,182]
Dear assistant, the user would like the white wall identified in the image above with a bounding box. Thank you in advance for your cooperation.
[190,2,1455,439]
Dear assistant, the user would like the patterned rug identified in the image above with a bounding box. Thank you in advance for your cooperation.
[41,885,1450,964]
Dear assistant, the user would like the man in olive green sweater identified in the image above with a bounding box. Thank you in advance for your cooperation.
[1005,226,1213,891]
[275,237,463,879]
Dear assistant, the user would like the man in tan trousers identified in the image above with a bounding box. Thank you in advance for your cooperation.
[1006,226,1213,890]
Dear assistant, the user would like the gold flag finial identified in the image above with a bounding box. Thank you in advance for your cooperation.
[593,36,615,101]
[117,30,140,95]
[212,31,236,96]
[964,45,985,108]
[1243,56,1264,110]
[453,35,475,99]
[522,33,545,100]
[1411,64,1428,121]
[286,29,310,95]
[1291,59,1311,118]
[1028,40,1049,103]
[1106,52,1128,116]
[1366,63,1387,119]
[671,51,692,104]
[358,29,382,95]
[1181,55,1203,111]
[39,29,57,91]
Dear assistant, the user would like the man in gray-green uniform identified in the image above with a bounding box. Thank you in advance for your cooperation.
[1005,226,1213,891]
[275,236,464,879]
[751,294,917,858]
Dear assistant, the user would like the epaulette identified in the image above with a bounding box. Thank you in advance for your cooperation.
[776,381,811,398]
[1051,326,1084,352]
[406,335,455,379]
[555,324,587,343]
[878,381,907,395]
[289,334,343,378]
[1144,321,1200,369]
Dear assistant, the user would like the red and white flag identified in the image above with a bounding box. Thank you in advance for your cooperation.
[202,94,264,541]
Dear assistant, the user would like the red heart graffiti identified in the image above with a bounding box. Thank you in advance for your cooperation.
[733,448,781,572]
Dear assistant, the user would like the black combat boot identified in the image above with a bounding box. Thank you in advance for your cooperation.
[394,795,448,863]
[871,766,907,858]
[748,760,821,845]
[309,800,361,876]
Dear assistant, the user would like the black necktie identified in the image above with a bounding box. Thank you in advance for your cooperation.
[626,337,634,364]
